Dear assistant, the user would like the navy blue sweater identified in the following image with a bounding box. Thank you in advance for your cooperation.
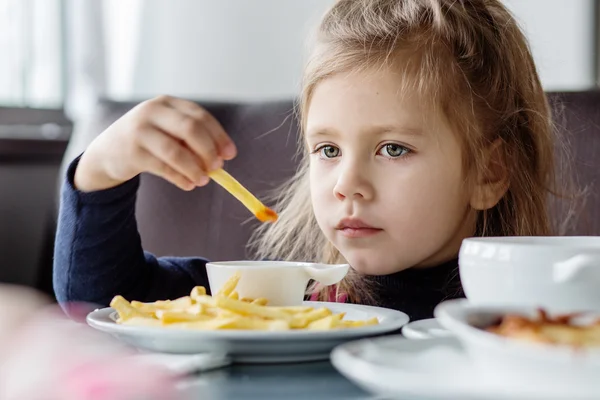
[53,157,463,321]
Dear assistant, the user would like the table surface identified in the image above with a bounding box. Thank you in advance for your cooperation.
[177,360,387,400]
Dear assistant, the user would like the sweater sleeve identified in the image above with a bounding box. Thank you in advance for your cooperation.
[53,156,212,312]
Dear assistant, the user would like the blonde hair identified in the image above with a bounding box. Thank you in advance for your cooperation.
[250,0,577,303]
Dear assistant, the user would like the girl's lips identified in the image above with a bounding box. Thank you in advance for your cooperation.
[335,218,383,238]
[335,217,378,230]
[338,227,383,238]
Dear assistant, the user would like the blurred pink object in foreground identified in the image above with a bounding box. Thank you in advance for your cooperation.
[0,284,177,400]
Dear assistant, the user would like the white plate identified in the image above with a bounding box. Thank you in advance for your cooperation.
[401,318,452,340]
[332,334,600,400]
[87,301,409,363]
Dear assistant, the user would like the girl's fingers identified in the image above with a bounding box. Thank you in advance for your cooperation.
[146,98,222,172]
[140,148,199,191]
[164,96,237,160]
[136,128,209,188]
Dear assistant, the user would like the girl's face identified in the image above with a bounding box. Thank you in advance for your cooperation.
[306,67,478,275]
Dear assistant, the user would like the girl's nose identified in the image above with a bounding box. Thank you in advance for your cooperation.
[333,160,374,201]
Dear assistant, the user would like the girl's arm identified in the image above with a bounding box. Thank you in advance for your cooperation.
[53,95,236,314]
[53,157,212,312]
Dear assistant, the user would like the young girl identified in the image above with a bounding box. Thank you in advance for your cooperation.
[54,0,567,321]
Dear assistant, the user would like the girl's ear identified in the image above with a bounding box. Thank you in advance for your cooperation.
[470,138,510,211]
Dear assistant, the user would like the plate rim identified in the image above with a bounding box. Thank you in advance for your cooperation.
[401,318,451,340]
[332,334,600,400]
[331,335,483,399]
[86,301,409,341]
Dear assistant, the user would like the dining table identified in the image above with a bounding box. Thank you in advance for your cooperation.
[177,359,386,400]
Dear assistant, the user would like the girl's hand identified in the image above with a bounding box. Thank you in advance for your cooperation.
[74,95,237,192]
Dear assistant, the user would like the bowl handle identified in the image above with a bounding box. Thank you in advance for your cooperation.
[553,254,600,283]
[303,264,349,286]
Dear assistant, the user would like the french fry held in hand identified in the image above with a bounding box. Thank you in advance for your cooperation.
[109,272,379,331]
[208,168,278,223]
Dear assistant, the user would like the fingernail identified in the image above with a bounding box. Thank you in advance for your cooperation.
[222,145,236,159]
[197,176,210,186]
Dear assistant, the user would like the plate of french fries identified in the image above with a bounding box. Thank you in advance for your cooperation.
[87,274,409,363]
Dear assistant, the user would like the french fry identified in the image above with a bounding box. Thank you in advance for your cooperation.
[203,307,219,317]
[220,317,290,331]
[130,301,159,314]
[165,318,241,330]
[273,306,315,314]
[340,317,379,328]
[208,168,278,223]
[291,308,332,329]
[217,308,240,319]
[215,296,292,322]
[251,298,269,306]
[186,304,204,315]
[110,274,379,331]
[110,296,150,322]
[154,296,193,309]
[190,286,206,299]
[155,309,211,324]
[308,314,344,330]
[133,296,193,312]
[194,295,217,307]
[216,272,241,298]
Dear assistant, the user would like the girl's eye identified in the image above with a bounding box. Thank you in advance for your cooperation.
[317,145,340,158]
[379,143,410,158]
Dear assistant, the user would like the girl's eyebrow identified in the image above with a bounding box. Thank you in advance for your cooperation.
[306,124,423,139]
[305,127,339,139]
[366,125,423,137]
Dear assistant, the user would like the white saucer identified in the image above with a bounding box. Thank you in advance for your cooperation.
[332,335,600,400]
[87,301,409,363]
[401,318,452,339]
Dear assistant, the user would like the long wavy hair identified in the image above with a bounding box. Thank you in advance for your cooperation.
[250,0,579,303]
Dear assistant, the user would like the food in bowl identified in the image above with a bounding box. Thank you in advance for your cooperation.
[109,272,379,331]
[486,309,600,348]
[435,299,600,394]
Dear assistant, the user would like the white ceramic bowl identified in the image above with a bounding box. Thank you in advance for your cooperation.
[205,261,349,306]
[435,299,600,395]
[459,236,600,312]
